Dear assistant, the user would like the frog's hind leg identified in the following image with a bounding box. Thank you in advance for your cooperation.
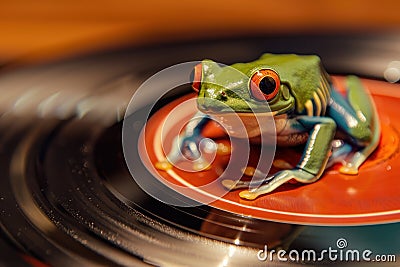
[328,76,381,175]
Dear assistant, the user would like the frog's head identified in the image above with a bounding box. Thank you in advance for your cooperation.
[191,58,295,116]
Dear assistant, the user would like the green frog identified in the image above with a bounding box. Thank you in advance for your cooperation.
[156,54,380,200]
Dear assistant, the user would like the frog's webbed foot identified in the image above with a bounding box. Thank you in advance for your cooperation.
[222,168,316,200]
[339,152,366,175]
[222,180,251,190]
[326,139,361,175]
[155,136,181,171]
[156,134,212,171]
[222,170,273,191]
[237,169,315,200]
[155,112,212,171]
[325,140,352,168]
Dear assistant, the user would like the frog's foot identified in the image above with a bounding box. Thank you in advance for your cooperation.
[155,135,211,171]
[193,159,212,171]
[222,180,251,190]
[329,140,359,174]
[339,151,367,175]
[221,166,271,191]
[326,140,352,169]
[155,160,173,171]
[238,169,316,200]
[241,166,267,178]
[222,175,273,191]
[339,164,359,175]
[155,136,182,170]
[156,155,211,171]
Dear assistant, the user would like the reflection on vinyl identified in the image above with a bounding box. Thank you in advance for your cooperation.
[1,34,400,266]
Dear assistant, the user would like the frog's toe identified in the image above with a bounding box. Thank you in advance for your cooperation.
[216,142,231,156]
[242,166,256,177]
[193,160,211,171]
[339,163,359,175]
[155,160,173,171]
[239,190,259,200]
[222,180,251,190]
[221,179,236,190]
[272,159,294,170]
[241,166,267,179]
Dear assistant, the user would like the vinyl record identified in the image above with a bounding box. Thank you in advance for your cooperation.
[1,34,400,266]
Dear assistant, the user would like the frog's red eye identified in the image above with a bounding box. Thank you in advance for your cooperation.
[250,69,280,101]
[190,63,202,92]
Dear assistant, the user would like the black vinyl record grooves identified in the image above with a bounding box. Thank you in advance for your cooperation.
[1,34,400,266]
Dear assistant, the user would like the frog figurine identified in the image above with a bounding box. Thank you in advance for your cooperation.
[156,54,380,200]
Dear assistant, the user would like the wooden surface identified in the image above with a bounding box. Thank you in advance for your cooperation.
[1,1,400,64]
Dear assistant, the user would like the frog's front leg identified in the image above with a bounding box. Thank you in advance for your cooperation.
[156,111,212,171]
[228,116,336,200]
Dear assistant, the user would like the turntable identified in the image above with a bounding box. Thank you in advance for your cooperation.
[1,30,400,267]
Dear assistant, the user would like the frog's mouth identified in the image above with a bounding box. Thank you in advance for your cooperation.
[197,96,294,116]
[203,111,287,139]
[197,92,294,138]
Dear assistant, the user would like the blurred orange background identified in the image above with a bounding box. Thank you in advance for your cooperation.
[1,1,400,64]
